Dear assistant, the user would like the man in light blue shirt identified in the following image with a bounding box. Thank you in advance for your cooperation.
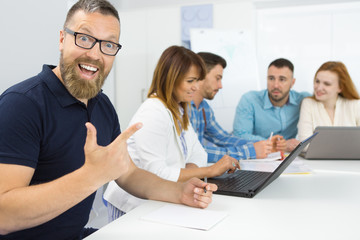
[233,58,310,152]
[190,52,272,163]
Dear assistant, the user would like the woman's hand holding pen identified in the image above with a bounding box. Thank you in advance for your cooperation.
[179,177,218,209]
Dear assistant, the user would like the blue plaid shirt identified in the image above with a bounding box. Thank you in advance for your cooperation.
[190,100,256,163]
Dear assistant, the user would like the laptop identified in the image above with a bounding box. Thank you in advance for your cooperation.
[207,132,318,198]
[302,126,360,160]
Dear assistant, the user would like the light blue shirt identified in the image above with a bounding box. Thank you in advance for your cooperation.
[233,89,310,141]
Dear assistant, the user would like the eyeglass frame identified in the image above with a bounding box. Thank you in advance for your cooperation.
[64,28,122,56]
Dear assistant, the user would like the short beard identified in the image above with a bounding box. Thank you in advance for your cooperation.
[269,89,290,103]
[204,89,217,100]
[59,53,108,99]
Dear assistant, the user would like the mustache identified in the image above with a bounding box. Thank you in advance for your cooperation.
[271,88,282,93]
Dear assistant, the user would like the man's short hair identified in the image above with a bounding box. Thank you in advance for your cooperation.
[268,58,294,73]
[197,52,227,73]
[64,0,119,28]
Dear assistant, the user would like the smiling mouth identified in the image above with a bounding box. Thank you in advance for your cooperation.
[79,64,98,76]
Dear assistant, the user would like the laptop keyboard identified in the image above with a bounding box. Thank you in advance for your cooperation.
[217,170,271,191]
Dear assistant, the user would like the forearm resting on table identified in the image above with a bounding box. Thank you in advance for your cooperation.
[115,167,183,204]
[0,166,102,235]
[178,166,210,182]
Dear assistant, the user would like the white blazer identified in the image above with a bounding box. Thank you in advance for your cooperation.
[104,98,207,212]
[297,96,360,141]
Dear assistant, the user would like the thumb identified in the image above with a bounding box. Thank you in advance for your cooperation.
[112,122,143,146]
[84,122,98,151]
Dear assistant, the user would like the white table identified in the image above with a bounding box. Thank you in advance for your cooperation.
[304,159,360,173]
[85,159,360,240]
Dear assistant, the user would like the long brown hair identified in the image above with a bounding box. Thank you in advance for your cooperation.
[148,46,206,135]
[314,61,360,99]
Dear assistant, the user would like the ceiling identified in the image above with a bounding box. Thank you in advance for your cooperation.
[111,0,360,10]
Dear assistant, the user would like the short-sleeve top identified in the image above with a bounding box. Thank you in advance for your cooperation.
[0,65,120,240]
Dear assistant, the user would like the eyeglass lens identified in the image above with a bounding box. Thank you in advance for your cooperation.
[75,33,120,55]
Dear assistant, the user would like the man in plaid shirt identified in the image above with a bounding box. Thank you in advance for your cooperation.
[190,52,272,163]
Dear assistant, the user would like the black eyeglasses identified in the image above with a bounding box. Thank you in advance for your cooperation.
[64,28,122,56]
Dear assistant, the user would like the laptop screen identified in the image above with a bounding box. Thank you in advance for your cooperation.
[305,127,360,160]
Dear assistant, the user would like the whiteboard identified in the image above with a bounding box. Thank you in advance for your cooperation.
[256,2,360,94]
[190,29,260,131]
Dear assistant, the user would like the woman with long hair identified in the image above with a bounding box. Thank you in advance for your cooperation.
[104,46,239,221]
[298,61,360,141]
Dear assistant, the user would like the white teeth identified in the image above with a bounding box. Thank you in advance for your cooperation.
[80,64,98,72]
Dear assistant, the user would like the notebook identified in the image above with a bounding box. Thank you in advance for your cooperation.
[302,126,360,160]
[207,132,318,198]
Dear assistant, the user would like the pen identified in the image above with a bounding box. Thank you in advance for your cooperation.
[268,132,273,141]
[204,177,207,193]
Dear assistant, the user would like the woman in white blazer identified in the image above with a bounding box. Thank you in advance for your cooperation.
[298,61,360,142]
[104,46,240,221]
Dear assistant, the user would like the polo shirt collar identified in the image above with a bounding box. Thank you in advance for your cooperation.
[40,65,101,107]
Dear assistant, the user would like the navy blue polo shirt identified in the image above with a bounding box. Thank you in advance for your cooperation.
[0,65,121,240]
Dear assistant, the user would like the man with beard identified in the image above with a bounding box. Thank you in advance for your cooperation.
[0,1,216,239]
[190,52,273,163]
[233,58,310,152]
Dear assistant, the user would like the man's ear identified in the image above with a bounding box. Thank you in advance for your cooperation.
[59,30,65,51]
[291,78,296,88]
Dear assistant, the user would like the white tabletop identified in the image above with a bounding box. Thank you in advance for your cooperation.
[85,159,360,240]
[303,158,360,173]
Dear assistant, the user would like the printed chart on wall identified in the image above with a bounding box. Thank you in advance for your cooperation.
[190,29,260,131]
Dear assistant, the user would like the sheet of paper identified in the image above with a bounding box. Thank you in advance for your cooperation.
[242,151,282,162]
[141,204,227,231]
[240,157,313,174]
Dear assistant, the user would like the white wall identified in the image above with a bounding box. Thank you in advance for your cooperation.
[257,2,360,93]
[0,0,66,93]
